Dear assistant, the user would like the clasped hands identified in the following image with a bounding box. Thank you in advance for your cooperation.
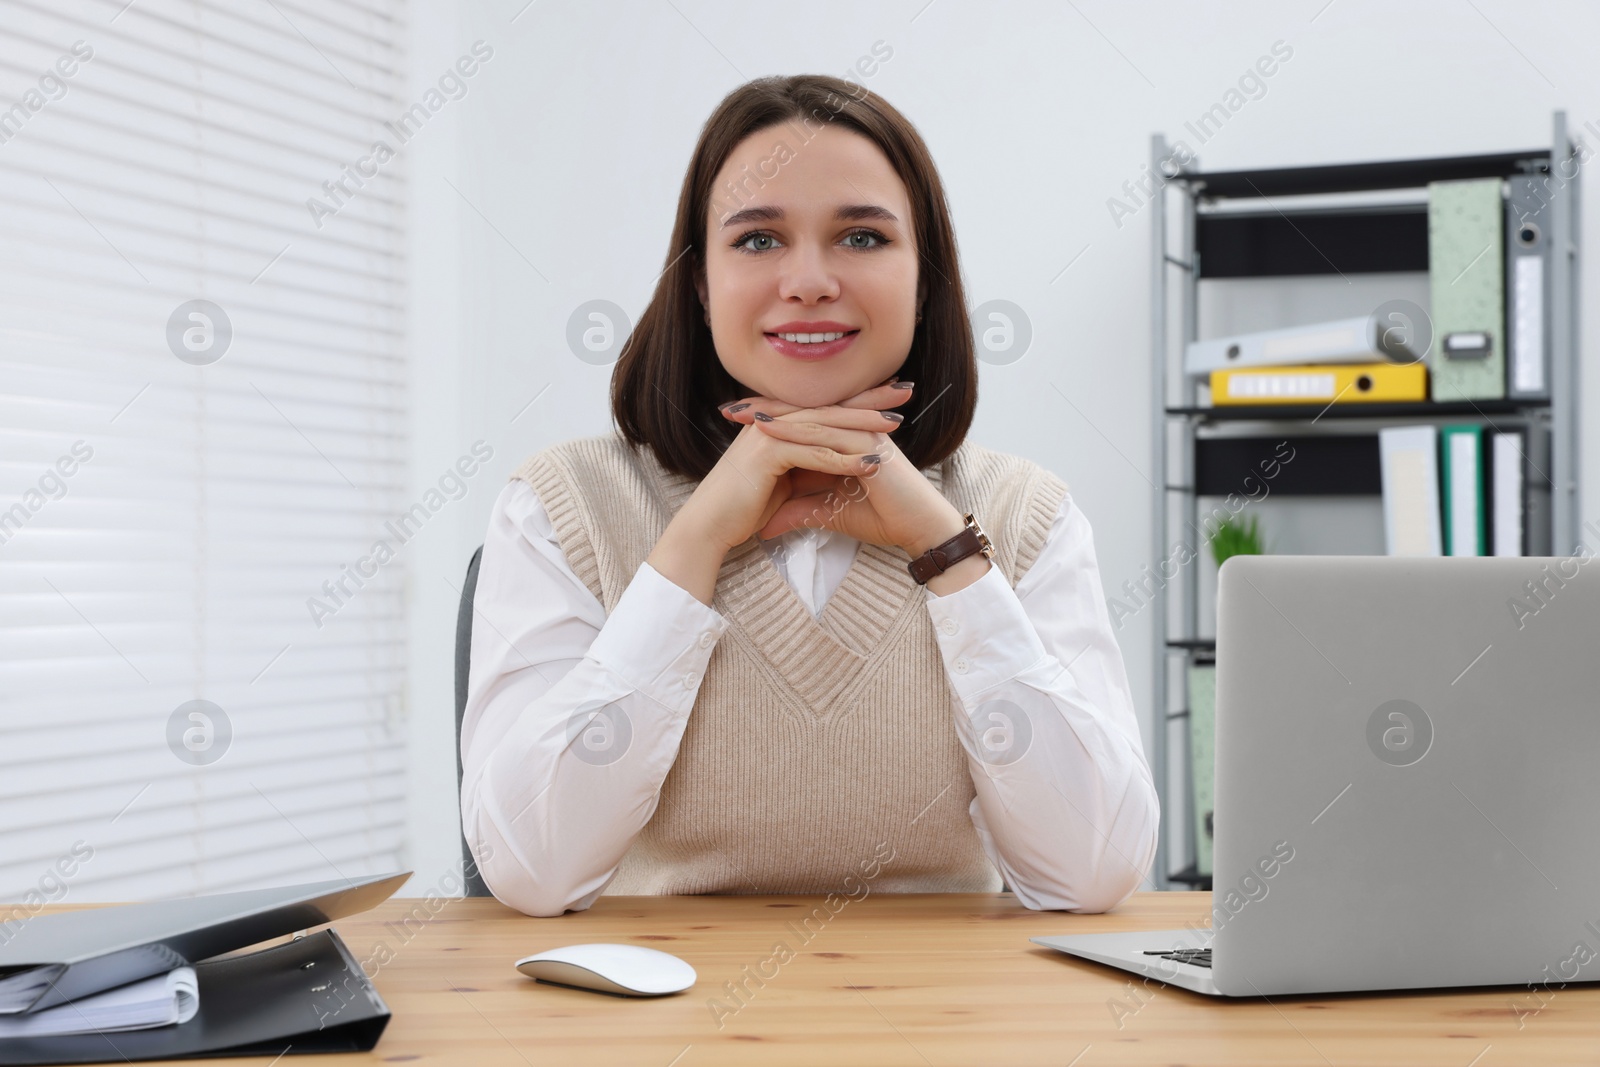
[718,377,967,557]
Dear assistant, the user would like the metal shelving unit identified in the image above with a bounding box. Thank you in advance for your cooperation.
[1147,111,1583,891]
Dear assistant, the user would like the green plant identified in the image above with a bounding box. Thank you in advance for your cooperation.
[1211,513,1264,568]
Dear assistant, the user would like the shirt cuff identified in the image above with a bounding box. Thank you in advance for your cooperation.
[924,559,1049,703]
[585,560,730,712]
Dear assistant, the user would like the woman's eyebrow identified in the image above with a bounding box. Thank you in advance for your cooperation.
[717,204,900,229]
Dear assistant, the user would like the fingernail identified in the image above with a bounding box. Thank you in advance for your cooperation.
[728,403,750,413]
[862,454,881,466]
[752,411,774,422]
[881,411,903,422]
[892,381,914,390]
[718,400,739,411]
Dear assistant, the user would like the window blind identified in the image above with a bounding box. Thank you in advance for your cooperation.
[0,0,410,904]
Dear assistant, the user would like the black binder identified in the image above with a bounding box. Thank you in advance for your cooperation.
[0,928,388,1065]
[0,872,410,1014]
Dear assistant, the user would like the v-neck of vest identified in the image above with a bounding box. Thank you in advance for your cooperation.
[641,443,954,719]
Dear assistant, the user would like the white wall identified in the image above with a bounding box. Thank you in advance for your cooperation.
[403,0,1600,893]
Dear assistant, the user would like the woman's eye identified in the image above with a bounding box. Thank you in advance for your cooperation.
[733,231,780,253]
[732,229,890,254]
[844,230,887,250]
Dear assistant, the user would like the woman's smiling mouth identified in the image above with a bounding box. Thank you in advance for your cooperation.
[764,329,860,360]
[763,321,861,361]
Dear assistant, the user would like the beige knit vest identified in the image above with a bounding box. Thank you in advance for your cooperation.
[511,430,1068,896]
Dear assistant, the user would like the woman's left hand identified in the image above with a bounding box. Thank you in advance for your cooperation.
[720,383,968,556]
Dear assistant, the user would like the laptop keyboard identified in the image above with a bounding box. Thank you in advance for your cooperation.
[1143,948,1212,969]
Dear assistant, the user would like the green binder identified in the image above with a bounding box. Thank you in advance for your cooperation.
[1428,177,1506,400]
[1188,659,1217,878]
[1440,424,1486,556]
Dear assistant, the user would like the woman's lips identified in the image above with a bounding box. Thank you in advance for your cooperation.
[764,330,860,361]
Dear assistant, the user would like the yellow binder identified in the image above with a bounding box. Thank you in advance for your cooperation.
[1210,362,1427,405]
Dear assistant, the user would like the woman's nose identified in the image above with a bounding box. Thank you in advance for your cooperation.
[776,241,841,303]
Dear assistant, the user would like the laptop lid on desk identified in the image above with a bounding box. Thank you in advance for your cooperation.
[1035,555,1600,998]
[1212,554,1600,996]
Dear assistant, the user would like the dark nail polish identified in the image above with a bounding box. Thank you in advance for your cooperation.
[753,411,774,422]
[718,400,739,411]
[728,403,750,413]
[881,411,903,422]
[892,381,915,390]
[862,454,881,465]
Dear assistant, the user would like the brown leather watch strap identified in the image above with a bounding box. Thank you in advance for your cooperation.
[906,513,994,585]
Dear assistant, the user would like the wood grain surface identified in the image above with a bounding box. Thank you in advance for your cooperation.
[37,891,1600,1066]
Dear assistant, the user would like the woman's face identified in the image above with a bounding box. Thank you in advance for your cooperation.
[698,123,920,408]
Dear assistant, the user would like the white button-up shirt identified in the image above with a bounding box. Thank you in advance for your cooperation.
[460,478,1158,916]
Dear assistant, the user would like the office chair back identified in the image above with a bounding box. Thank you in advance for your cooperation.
[454,544,492,897]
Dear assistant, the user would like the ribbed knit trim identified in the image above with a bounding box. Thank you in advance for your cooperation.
[514,434,1070,723]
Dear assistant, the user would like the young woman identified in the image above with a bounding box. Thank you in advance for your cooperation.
[459,74,1157,917]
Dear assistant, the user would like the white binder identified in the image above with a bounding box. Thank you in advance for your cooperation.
[1507,176,1552,400]
[1184,313,1423,378]
[1378,425,1442,557]
[1491,430,1525,556]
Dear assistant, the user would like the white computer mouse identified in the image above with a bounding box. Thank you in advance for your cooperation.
[514,943,697,997]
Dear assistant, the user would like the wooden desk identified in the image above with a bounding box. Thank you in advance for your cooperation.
[54,892,1600,1066]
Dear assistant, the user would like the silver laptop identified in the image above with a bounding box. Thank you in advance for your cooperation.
[1034,554,1600,997]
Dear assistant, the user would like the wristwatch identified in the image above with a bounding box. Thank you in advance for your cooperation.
[907,512,994,585]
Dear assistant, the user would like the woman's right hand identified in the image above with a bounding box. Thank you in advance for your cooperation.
[682,379,911,554]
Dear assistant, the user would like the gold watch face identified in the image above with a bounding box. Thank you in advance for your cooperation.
[965,513,995,558]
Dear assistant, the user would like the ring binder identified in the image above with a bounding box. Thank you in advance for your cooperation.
[0,928,388,1065]
[1428,177,1507,400]
[0,873,408,1015]
[1507,175,1553,400]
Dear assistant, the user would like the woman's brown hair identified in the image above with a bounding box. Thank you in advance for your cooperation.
[611,74,976,481]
